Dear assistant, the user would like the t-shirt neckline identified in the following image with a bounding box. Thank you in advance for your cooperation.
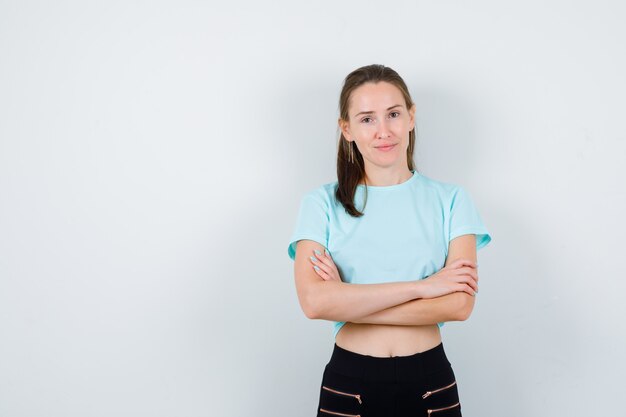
[356,170,418,191]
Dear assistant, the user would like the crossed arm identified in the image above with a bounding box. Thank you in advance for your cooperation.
[292,234,479,326]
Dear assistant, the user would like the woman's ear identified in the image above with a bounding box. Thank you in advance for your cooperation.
[409,104,416,130]
[338,118,352,140]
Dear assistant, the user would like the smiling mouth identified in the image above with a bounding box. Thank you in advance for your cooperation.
[376,144,396,150]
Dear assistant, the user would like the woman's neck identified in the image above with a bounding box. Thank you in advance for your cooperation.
[359,167,413,187]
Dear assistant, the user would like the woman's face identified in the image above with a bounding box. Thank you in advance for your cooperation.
[339,81,416,173]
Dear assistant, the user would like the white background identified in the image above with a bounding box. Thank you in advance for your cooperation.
[1,1,625,416]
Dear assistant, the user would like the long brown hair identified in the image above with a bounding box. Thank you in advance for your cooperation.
[336,64,418,217]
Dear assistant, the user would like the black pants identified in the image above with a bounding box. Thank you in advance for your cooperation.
[316,342,462,417]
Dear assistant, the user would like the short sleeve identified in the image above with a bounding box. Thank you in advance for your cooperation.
[448,186,492,250]
[287,190,330,261]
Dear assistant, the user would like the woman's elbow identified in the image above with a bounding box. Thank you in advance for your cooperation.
[297,280,341,321]
[454,292,476,321]
[302,301,320,320]
[299,286,325,320]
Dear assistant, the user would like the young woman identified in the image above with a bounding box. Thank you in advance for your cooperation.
[287,64,492,417]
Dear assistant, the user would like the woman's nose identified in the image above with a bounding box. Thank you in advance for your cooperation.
[377,119,391,138]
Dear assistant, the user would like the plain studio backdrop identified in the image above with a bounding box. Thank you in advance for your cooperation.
[1,1,624,416]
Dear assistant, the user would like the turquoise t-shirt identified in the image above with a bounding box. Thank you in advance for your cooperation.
[287,170,492,339]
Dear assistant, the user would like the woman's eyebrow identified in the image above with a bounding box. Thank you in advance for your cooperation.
[354,104,403,117]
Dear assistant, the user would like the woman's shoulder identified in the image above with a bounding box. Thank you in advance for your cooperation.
[299,180,339,207]
[415,172,482,214]
[304,180,338,198]
[414,171,460,195]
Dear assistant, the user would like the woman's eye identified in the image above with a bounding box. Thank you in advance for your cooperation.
[361,117,372,123]
[390,111,400,118]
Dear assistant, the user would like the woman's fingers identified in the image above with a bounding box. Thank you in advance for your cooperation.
[451,258,478,270]
[461,266,478,282]
[457,283,476,296]
[455,272,479,292]
[454,266,479,283]
[463,276,479,293]
[310,249,340,281]
[314,251,333,269]
[313,265,331,280]
[309,254,331,274]
[317,250,340,275]
[317,249,338,270]
[418,261,480,298]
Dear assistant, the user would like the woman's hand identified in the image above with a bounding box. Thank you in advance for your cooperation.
[309,248,342,282]
[416,258,479,298]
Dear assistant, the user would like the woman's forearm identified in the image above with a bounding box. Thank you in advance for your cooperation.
[306,280,422,322]
[301,241,477,324]
[350,292,476,325]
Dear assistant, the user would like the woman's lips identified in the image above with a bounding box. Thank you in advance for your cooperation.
[376,144,396,152]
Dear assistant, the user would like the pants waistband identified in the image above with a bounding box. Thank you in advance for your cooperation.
[327,342,451,383]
